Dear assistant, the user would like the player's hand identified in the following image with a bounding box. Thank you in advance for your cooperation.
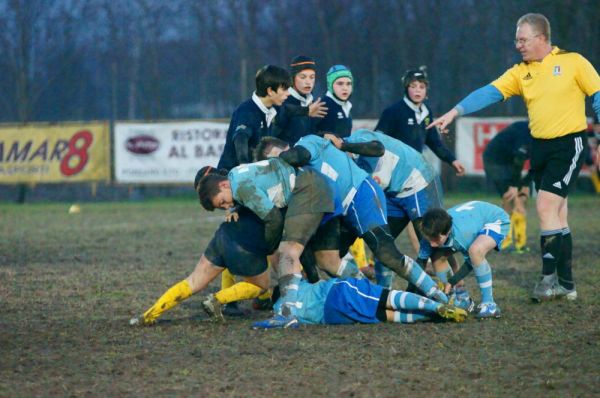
[427,108,459,133]
[518,186,530,198]
[503,186,518,202]
[444,282,453,294]
[452,160,466,176]
[225,210,239,222]
[308,98,327,118]
[324,133,344,149]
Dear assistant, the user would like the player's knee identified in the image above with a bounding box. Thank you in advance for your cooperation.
[468,245,487,264]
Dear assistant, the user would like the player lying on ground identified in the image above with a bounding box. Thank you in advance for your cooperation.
[130,168,276,326]
[418,201,510,319]
[272,276,467,326]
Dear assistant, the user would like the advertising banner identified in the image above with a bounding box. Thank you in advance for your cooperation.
[0,122,110,183]
[114,121,228,183]
[456,117,526,175]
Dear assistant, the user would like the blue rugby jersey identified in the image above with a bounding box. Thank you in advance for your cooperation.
[347,129,435,198]
[229,158,296,220]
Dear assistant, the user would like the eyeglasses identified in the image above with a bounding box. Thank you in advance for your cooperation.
[514,35,541,45]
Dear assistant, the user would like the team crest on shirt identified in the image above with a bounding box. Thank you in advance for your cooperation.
[553,65,561,76]
[337,112,344,119]
[424,117,430,126]
[407,118,414,125]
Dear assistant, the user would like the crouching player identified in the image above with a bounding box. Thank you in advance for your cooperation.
[273,275,468,326]
[129,168,275,326]
[418,201,510,319]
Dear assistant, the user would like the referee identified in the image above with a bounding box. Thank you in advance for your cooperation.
[428,13,600,302]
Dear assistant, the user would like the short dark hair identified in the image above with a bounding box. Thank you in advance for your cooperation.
[421,208,453,239]
[256,65,291,97]
[197,174,228,211]
[254,136,289,161]
[194,166,228,193]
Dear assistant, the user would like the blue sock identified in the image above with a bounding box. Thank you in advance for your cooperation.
[277,273,302,317]
[374,261,394,289]
[389,290,440,313]
[393,310,432,324]
[454,286,470,300]
[473,260,494,304]
[337,257,364,279]
[405,257,446,301]
[435,265,452,283]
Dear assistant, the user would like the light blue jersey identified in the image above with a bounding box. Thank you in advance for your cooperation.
[347,129,435,198]
[418,201,510,261]
[229,158,296,220]
[296,134,368,211]
[274,279,336,324]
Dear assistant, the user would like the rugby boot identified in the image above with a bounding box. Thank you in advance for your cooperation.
[202,294,225,322]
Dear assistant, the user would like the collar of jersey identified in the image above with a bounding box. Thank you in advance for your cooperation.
[252,92,277,127]
[403,96,429,124]
[326,91,352,117]
[288,88,313,107]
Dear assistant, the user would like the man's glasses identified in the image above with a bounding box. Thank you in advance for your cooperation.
[514,35,541,45]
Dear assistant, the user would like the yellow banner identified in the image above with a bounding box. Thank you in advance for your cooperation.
[0,122,110,183]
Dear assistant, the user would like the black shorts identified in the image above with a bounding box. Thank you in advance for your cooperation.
[483,159,514,196]
[204,228,267,277]
[530,132,587,198]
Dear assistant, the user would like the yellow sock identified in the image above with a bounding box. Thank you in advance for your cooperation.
[214,281,262,304]
[501,214,514,250]
[257,289,272,300]
[143,279,193,323]
[591,171,600,194]
[349,238,367,268]
[513,212,527,249]
[221,269,236,290]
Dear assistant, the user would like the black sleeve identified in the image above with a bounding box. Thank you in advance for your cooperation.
[425,128,456,164]
[279,146,312,167]
[340,140,385,157]
[233,133,251,164]
[263,207,284,254]
[448,261,474,286]
[375,108,393,134]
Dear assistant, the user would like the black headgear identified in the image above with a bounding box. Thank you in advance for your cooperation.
[290,55,316,77]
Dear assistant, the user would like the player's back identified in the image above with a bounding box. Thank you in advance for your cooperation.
[296,134,368,203]
[448,201,509,252]
[483,121,532,164]
[349,129,435,192]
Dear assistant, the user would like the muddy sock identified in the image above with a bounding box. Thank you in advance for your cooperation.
[143,280,192,323]
[557,228,574,290]
[374,261,394,289]
[277,273,302,317]
[214,281,262,304]
[540,230,562,276]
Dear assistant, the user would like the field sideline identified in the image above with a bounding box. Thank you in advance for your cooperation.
[1,194,599,396]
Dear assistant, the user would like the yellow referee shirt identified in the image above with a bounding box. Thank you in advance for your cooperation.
[492,47,600,139]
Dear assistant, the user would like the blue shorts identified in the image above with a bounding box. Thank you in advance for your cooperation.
[323,278,384,325]
[386,182,442,220]
[477,220,511,251]
[344,177,388,236]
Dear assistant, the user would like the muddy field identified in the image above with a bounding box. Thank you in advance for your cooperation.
[1,194,599,397]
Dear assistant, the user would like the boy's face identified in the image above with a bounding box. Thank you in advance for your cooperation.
[333,77,353,101]
[268,86,290,106]
[211,181,234,210]
[294,70,316,95]
[426,232,449,248]
[407,81,427,104]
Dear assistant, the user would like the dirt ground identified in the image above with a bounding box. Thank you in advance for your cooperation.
[1,194,599,397]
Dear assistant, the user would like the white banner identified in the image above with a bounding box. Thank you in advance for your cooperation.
[354,119,442,174]
[456,117,526,175]
[114,121,228,183]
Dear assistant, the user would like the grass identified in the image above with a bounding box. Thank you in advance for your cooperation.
[1,193,599,397]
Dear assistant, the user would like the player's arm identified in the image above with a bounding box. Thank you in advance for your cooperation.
[374,108,395,134]
[280,145,312,167]
[325,133,385,156]
[233,133,251,164]
[424,127,457,164]
[448,260,474,286]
